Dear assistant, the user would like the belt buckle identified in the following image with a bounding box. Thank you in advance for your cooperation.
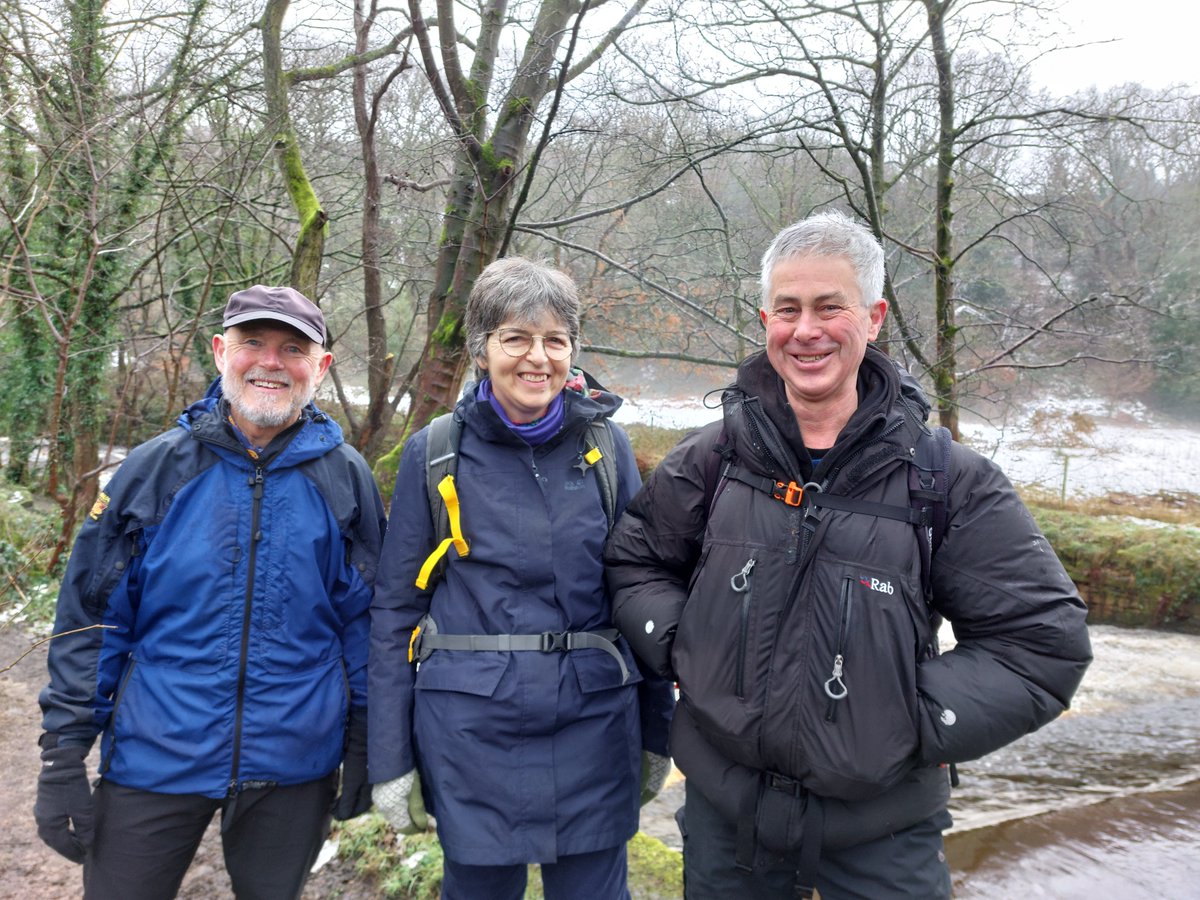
[768,773,803,796]
[540,631,568,652]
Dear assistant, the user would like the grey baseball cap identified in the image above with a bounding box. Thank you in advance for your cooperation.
[222,285,326,346]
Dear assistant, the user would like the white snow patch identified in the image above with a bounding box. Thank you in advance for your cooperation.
[615,391,1200,499]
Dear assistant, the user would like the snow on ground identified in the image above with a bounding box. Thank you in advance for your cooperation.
[614,391,1200,499]
[961,416,1200,499]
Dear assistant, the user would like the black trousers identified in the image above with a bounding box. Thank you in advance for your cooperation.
[680,780,953,900]
[83,774,336,900]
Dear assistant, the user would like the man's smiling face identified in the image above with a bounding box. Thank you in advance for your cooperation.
[213,323,331,446]
[760,254,887,420]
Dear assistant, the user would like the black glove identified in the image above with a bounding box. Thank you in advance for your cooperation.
[34,738,95,864]
[332,709,370,821]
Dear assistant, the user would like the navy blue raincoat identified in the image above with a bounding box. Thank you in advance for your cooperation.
[369,381,673,865]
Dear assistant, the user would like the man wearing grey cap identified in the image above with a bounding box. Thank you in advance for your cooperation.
[34,285,386,899]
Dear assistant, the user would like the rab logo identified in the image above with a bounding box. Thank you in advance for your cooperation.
[859,577,894,595]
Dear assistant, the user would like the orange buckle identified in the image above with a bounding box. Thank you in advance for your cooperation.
[773,480,804,506]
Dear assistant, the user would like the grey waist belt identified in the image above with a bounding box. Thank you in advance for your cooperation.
[417,628,629,683]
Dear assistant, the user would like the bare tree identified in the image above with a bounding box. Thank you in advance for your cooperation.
[395,0,651,433]
[260,0,415,298]
[621,0,1181,436]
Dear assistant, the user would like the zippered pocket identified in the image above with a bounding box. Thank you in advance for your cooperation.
[731,555,757,699]
[790,557,925,800]
[824,575,854,722]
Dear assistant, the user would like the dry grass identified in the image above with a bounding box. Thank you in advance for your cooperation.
[1020,488,1200,528]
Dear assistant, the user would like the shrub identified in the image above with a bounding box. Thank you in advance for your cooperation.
[0,480,59,627]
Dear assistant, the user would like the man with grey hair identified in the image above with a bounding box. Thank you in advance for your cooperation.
[35,285,386,899]
[605,211,1091,898]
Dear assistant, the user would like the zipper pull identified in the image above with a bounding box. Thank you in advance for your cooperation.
[824,653,848,722]
[250,468,265,542]
[824,654,847,700]
[730,558,756,592]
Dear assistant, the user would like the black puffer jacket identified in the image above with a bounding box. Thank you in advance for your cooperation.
[605,348,1091,848]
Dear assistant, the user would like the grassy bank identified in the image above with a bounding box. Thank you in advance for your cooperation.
[1031,499,1199,631]
[332,815,682,899]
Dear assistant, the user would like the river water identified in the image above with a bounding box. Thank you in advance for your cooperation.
[640,624,1200,896]
[943,623,1200,897]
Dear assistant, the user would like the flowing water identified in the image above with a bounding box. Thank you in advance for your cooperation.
[944,624,1200,831]
[943,624,1200,897]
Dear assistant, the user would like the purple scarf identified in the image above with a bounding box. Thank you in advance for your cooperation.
[477,379,565,446]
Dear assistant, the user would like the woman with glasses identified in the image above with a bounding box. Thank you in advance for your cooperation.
[368,257,674,900]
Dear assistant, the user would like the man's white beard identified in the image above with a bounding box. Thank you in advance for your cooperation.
[221,370,315,430]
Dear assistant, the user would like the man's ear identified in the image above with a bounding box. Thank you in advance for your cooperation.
[314,350,333,381]
[866,299,888,340]
[212,334,228,374]
[759,309,768,328]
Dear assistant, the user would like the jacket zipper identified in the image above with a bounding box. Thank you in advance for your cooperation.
[730,556,756,699]
[824,575,854,722]
[99,659,138,774]
[228,464,265,797]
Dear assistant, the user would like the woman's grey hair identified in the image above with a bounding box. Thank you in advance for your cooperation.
[759,210,885,310]
[465,256,581,379]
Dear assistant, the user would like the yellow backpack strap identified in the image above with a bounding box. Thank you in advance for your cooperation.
[415,474,470,589]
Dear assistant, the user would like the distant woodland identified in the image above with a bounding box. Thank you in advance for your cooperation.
[3,0,1198,551]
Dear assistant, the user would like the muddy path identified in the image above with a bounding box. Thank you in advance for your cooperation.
[0,623,376,899]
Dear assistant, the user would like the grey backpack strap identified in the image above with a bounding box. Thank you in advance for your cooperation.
[584,419,619,529]
[424,412,461,585]
[414,621,629,682]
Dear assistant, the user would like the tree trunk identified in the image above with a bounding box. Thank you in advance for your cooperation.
[262,0,326,299]
[400,0,592,433]
[926,0,960,439]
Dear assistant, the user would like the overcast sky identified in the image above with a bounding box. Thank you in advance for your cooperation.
[1030,0,1197,93]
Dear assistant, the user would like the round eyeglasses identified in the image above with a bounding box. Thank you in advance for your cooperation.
[490,328,573,360]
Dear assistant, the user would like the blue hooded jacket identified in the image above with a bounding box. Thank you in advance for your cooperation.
[39,384,385,797]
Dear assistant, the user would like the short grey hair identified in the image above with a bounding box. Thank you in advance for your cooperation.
[465,256,581,380]
[759,210,885,310]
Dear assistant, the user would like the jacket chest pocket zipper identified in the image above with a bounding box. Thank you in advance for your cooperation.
[824,575,855,722]
[731,556,756,699]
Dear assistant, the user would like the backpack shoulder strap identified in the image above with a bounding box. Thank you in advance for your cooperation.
[909,425,951,550]
[584,419,619,530]
[418,412,462,589]
[421,412,621,588]
[908,424,952,595]
[700,425,734,518]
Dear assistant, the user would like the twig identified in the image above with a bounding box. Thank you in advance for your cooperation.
[0,624,116,675]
